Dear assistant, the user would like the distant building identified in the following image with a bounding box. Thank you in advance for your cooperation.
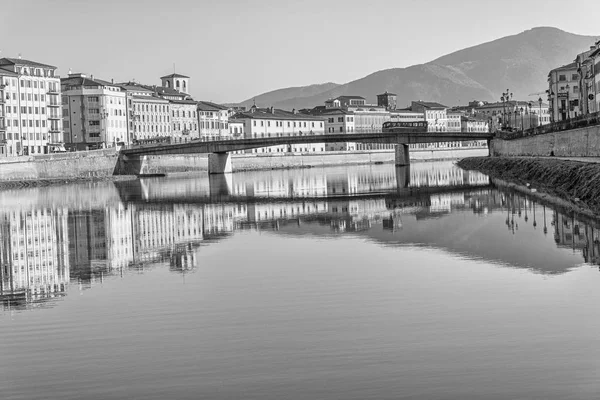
[197,101,230,140]
[447,110,462,132]
[389,108,425,122]
[231,106,326,153]
[475,100,549,131]
[118,82,171,142]
[61,73,129,149]
[0,57,63,156]
[303,107,356,151]
[160,73,190,95]
[410,101,448,132]
[461,115,489,132]
[325,96,366,109]
[548,62,580,122]
[377,91,397,110]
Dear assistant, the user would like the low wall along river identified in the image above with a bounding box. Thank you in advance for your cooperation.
[0,146,488,182]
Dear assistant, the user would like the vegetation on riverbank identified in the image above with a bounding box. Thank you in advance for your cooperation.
[458,157,600,214]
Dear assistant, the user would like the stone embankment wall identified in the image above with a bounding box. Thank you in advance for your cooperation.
[458,156,600,213]
[0,146,488,182]
[491,125,600,157]
[0,149,119,181]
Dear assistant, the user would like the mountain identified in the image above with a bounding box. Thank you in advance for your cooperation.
[237,82,340,109]
[240,27,598,110]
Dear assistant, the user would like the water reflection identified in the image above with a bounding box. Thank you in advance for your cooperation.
[1,161,599,311]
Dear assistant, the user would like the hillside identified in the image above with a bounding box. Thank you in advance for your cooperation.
[238,82,340,109]
[241,27,598,110]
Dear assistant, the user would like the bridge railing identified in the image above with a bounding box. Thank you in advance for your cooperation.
[496,111,600,140]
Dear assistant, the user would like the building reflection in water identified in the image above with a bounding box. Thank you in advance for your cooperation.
[2,161,600,310]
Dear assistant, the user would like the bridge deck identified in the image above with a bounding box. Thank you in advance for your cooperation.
[121,131,493,156]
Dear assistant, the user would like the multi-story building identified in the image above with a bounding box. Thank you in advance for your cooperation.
[197,101,229,140]
[0,69,15,156]
[61,73,128,149]
[0,57,63,156]
[303,107,356,151]
[325,95,366,108]
[475,100,550,130]
[581,43,600,115]
[118,83,171,142]
[447,110,462,132]
[548,62,580,122]
[152,74,198,142]
[377,91,397,111]
[231,106,326,153]
[411,101,448,132]
[461,116,489,132]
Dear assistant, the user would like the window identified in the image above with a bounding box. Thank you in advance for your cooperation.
[571,74,578,81]
[558,74,566,81]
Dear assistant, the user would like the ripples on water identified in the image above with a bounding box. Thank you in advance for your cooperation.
[1,161,600,399]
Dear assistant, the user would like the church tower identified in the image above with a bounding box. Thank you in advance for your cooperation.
[160,73,190,94]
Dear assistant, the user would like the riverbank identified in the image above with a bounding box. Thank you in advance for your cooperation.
[0,147,488,185]
[458,156,600,215]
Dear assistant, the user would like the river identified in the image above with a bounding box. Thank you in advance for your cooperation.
[1,161,599,399]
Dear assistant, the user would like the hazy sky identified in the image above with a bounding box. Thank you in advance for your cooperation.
[2,0,599,103]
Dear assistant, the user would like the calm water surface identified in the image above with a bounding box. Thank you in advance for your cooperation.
[1,161,600,399]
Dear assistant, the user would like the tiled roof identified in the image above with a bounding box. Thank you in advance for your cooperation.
[0,57,56,69]
[304,106,352,115]
[61,76,119,88]
[160,73,190,79]
[232,108,326,121]
[551,62,577,71]
[170,99,197,105]
[412,101,448,109]
[197,100,229,111]
[116,82,154,93]
[0,67,18,76]
[131,95,169,102]
[378,92,397,96]
[326,95,366,102]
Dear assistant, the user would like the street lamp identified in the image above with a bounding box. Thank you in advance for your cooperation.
[528,102,533,129]
[501,89,513,128]
[519,107,524,133]
[513,108,518,131]
[565,84,570,121]
[538,97,543,127]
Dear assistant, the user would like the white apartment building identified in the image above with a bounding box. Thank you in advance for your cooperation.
[548,62,580,122]
[0,57,63,156]
[411,101,448,132]
[149,79,199,142]
[303,107,356,151]
[197,101,229,140]
[61,74,128,149]
[119,83,171,142]
[231,106,326,153]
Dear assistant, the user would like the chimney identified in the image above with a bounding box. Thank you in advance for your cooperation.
[292,108,297,114]
[90,74,94,80]
[111,78,114,84]
[270,106,275,114]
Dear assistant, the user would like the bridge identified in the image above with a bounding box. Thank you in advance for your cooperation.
[117,131,493,174]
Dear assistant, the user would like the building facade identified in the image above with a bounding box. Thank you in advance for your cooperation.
[325,96,366,109]
[231,106,326,153]
[197,101,229,140]
[411,101,448,132]
[548,62,580,122]
[0,57,63,156]
[119,83,171,142]
[61,74,128,149]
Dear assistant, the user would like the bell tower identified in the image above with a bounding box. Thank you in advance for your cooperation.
[160,73,190,94]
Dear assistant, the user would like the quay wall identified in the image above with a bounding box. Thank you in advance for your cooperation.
[491,125,600,157]
[0,147,488,182]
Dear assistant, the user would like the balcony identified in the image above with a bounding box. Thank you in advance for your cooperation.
[47,89,60,95]
[48,128,62,133]
[47,102,60,107]
[48,114,61,120]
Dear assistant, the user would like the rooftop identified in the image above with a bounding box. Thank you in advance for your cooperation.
[550,62,577,72]
[232,107,326,121]
[412,101,448,109]
[161,73,190,79]
[197,100,229,111]
[0,57,57,69]
[0,67,18,77]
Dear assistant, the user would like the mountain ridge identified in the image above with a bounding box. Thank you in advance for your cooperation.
[237,27,598,110]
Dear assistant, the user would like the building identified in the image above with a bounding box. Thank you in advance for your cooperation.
[325,96,366,109]
[302,107,356,151]
[474,100,549,131]
[197,101,229,140]
[118,83,171,142]
[150,75,198,142]
[61,73,129,149]
[410,101,448,132]
[377,91,397,110]
[231,106,326,153]
[390,108,425,122]
[160,73,190,95]
[447,110,462,132]
[578,42,600,115]
[0,57,63,156]
[548,62,580,122]
[461,115,489,132]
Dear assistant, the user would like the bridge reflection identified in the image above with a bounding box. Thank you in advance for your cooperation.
[2,162,600,311]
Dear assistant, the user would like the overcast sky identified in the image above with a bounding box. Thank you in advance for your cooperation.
[1,0,599,103]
